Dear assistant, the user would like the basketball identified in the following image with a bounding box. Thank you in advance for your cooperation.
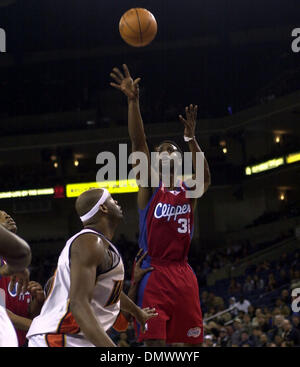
[119,8,157,47]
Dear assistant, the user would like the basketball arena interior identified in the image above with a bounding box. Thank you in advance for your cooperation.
[0,0,300,348]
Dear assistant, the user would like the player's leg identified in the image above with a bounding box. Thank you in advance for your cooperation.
[136,269,170,345]
[165,265,203,345]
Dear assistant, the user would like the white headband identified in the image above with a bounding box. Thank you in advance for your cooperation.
[80,189,110,222]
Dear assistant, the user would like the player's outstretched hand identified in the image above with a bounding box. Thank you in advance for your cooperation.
[136,307,158,333]
[179,104,197,138]
[133,249,154,283]
[27,281,46,304]
[110,64,141,100]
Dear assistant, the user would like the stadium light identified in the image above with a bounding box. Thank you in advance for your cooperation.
[286,152,300,164]
[245,157,284,176]
[0,188,55,200]
[66,179,139,198]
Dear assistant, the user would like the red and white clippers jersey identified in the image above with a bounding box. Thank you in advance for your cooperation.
[27,229,124,346]
[139,182,194,262]
[0,258,31,346]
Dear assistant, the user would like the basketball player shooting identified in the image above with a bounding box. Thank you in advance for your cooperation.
[110,64,211,346]
[26,188,157,347]
[0,224,32,347]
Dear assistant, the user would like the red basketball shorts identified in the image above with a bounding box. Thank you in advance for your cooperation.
[136,260,203,344]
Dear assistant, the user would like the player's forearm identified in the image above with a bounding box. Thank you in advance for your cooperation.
[70,299,116,347]
[28,298,45,319]
[6,309,32,331]
[128,98,147,150]
[121,283,139,321]
[0,226,31,274]
[188,138,211,189]
[120,291,140,318]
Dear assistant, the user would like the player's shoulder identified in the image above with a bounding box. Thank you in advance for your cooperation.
[71,232,106,264]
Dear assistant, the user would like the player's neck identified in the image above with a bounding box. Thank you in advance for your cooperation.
[161,174,178,191]
[84,219,118,241]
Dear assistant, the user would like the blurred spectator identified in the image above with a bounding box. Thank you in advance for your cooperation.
[231,318,243,346]
[239,331,252,347]
[228,279,242,295]
[280,289,291,305]
[242,313,253,334]
[249,327,263,347]
[235,295,251,314]
[291,315,300,332]
[203,334,216,347]
[253,275,265,290]
[282,319,300,346]
[243,276,255,293]
[275,298,290,317]
[217,327,230,347]
[258,333,268,347]
[266,274,277,292]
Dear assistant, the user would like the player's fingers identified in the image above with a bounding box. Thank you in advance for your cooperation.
[147,307,157,313]
[194,105,198,118]
[110,73,122,84]
[16,279,23,297]
[9,276,16,292]
[185,106,190,119]
[29,285,38,294]
[133,77,141,86]
[110,82,122,90]
[112,67,124,80]
[136,251,148,265]
[135,248,143,260]
[22,278,29,294]
[179,115,187,124]
[138,251,148,263]
[122,64,130,77]
[143,267,154,274]
[148,312,158,319]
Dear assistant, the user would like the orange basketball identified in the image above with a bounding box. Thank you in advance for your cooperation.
[119,8,157,47]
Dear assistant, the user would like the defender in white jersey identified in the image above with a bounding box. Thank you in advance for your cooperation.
[27,188,157,347]
[0,224,31,347]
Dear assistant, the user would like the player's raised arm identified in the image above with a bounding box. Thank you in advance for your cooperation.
[110,64,153,209]
[179,104,211,202]
[69,234,117,347]
[110,64,149,154]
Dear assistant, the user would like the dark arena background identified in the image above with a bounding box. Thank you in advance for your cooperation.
[0,0,300,350]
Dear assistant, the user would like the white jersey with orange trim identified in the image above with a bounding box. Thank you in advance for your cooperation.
[0,305,18,347]
[26,229,124,347]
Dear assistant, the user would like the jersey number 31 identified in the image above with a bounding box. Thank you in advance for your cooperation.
[177,218,191,234]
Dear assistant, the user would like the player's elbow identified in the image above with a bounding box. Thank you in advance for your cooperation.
[69,296,89,318]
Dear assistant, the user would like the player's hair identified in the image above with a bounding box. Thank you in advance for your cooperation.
[155,140,183,156]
